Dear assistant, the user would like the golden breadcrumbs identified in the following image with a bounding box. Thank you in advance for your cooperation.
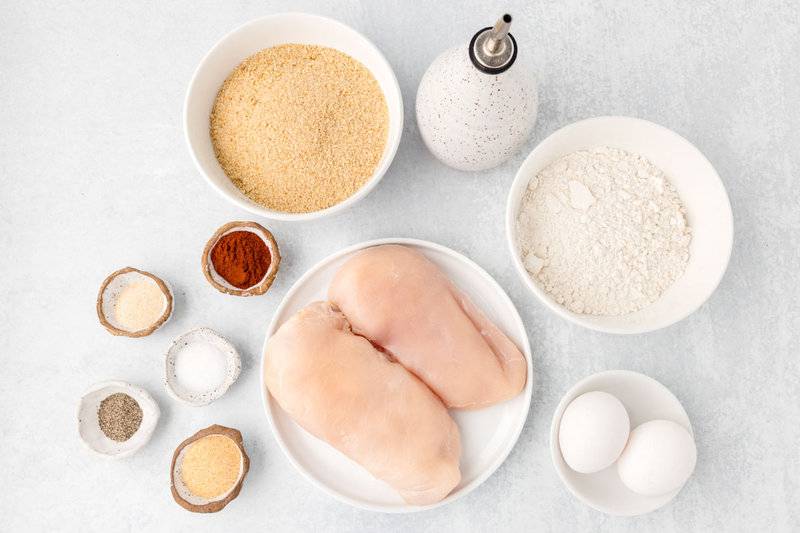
[180,435,242,499]
[210,44,389,213]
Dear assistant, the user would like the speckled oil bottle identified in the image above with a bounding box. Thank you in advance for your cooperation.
[416,14,538,172]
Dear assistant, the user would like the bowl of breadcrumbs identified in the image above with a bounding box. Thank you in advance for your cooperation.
[184,13,403,221]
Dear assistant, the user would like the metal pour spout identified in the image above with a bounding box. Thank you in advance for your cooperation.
[470,14,517,74]
[484,14,512,55]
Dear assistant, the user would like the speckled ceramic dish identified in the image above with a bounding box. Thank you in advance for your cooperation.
[96,267,173,337]
[164,328,241,406]
[77,380,160,458]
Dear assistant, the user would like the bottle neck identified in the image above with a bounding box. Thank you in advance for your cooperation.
[468,19,517,74]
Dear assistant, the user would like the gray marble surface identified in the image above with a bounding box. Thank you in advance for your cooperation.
[2,1,798,531]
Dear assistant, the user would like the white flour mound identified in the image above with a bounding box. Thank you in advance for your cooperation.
[516,146,692,316]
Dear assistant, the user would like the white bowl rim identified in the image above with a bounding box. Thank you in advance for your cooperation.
[505,115,734,334]
[259,237,534,513]
[548,369,694,516]
[183,12,404,222]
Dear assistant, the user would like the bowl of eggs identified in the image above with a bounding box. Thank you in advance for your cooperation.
[550,370,697,516]
[184,13,404,221]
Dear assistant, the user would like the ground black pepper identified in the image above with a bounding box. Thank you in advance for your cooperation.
[98,393,143,442]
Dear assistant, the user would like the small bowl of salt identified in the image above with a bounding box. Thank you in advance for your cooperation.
[165,328,241,406]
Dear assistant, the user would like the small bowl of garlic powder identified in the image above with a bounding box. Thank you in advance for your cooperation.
[171,424,249,513]
[506,116,734,334]
[96,267,173,337]
[184,13,404,221]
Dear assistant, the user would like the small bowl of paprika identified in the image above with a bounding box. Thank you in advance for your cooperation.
[202,221,281,297]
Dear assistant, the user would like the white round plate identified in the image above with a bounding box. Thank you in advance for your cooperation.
[550,370,694,516]
[184,13,403,221]
[260,238,533,512]
[506,116,734,334]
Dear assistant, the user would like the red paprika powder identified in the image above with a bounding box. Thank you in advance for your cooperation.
[210,231,272,289]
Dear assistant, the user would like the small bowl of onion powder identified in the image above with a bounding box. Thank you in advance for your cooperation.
[96,267,173,337]
[184,13,403,221]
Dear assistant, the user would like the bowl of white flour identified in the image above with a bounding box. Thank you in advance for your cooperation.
[506,116,733,334]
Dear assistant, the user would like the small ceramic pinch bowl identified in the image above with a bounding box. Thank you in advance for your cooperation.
[171,424,250,513]
[550,370,694,516]
[96,267,173,337]
[184,12,404,221]
[201,221,280,297]
[164,328,241,406]
[77,380,160,458]
[506,116,734,334]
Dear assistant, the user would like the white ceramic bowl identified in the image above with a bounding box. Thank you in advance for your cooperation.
[164,327,241,407]
[550,370,694,516]
[506,116,734,334]
[184,13,403,221]
[77,380,160,458]
[260,238,533,512]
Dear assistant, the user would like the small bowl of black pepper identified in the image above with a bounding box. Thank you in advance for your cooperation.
[77,380,160,458]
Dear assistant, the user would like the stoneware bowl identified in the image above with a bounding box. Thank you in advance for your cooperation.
[184,13,403,221]
[506,116,734,334]
[201,221,280,297]
[77,380,160,458]
[170,424,250,513]
[96,267,173,337]
[550,370,695,516]
[164,327,241,407]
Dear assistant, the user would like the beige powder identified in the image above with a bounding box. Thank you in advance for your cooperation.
[114,281,165,331]
[180,435,242,499]
[210,44,389,213]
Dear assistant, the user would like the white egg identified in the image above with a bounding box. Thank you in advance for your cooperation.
[558,391,630,474]
[617,419,697,496]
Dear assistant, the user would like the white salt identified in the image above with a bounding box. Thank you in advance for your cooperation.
[174,342,227,394]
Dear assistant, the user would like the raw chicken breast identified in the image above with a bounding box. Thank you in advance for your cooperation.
[328,244,527,409]
[264,301,461,505]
